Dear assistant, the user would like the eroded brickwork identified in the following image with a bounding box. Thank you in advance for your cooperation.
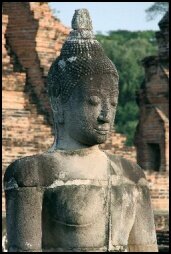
[135,12,169,172]
[145,172,169,211]
[134,12,169,212]
[2,14,12,72]
[3,2,70,126]
[134,12,169,250]
[2,2,70,213]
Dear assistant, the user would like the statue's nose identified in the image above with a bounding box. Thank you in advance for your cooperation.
[98,110,110,123]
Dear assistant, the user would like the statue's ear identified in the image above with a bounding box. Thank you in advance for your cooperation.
[50,96,64,124]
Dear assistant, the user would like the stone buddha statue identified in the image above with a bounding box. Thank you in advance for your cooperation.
[4,9,158,252]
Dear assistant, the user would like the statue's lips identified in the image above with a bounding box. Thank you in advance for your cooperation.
[94,128,109,135]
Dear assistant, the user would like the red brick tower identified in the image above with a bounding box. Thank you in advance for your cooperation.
[135,12,169,172]
[134,12,169,251]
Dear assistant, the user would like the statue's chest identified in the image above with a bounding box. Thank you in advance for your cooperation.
[42,178,138,251]
[43,180,109,227]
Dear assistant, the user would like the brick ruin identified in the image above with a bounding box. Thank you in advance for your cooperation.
[134,12,169,211]
[2,1,69,204]
[135,12,169,172]
[2,3,169,251]
[134,11,169,251]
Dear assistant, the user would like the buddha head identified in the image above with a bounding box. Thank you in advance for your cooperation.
[47,9,119,148]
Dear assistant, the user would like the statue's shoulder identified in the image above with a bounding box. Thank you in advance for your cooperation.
[3,152,61,188]
[104,151,147,184]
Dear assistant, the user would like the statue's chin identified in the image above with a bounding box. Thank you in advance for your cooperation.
[84,134,108,146]
[71,131,109,147]
[96,136,108,144]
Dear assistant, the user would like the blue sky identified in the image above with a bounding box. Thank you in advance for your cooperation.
[49,2,164,34]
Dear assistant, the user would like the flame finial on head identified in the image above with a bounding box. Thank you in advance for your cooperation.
[68,8,95,40]
[71,9,93,31]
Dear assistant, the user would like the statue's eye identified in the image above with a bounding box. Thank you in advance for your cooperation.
[89,96,100,106]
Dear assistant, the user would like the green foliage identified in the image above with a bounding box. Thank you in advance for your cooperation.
[145,2,169,21]
[96,30,157,146]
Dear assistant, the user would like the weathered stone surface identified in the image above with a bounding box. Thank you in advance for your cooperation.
[6,188,43,252]
[4,150,158,252]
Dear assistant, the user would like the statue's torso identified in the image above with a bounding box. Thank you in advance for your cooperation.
[40,149,138,252]
[5,147,148,252]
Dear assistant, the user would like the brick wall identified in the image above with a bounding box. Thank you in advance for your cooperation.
[3,2,69,125]
[30,2,69,76]
[2,13,12,72]
[2,2,69,213]
[135,12,169,173]
[134,12,169,251]
[145,172,169,211]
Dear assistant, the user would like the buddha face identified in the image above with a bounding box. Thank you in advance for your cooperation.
[63,74,118,146]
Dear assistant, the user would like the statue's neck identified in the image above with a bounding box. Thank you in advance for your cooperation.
[49,123,97,151]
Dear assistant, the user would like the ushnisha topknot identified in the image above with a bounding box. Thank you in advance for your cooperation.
[71,9,93,31]
[47,8,119,103]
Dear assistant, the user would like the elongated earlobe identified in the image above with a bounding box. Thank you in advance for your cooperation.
[50,96,64,124]
[58,106,64,124]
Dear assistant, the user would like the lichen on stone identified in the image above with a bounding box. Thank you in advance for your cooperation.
[4,177,18,190]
